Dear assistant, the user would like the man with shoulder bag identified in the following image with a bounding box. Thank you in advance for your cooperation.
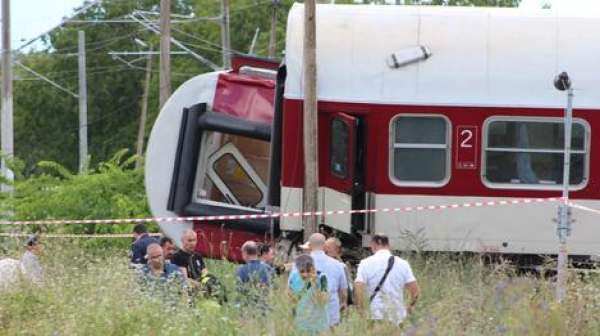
[354,233,420,329]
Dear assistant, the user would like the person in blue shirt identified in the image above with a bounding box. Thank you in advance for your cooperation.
[289,255,329,334]
[130,224,158,265]
[139,243,186,306]
[288,233,348,326]
[236,241,274,312]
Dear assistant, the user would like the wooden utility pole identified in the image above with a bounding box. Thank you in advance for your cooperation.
[221,0,231,69]
[1,0,13,192]
[136,47,153,169]
[159,0,171,110]
[78,31,88,172]
[302,0,318,242]
[268,0,279,59]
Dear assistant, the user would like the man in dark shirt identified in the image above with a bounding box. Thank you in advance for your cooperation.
[236,241,273,312]
[237,241,274,286]
[171,229,206,283]
[131,224,159,265]
[259,244,275,266]
[160,236,176,263]
[259,244,285,276]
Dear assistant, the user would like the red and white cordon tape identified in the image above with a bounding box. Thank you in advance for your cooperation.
[0,197,563,226]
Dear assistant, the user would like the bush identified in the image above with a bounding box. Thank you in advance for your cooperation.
[0,149,152,250]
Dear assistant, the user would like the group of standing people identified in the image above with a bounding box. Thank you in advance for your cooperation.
[289,233,420,334]
[289,233,347,332]
[130,224,420,334]
[131,225,226,305]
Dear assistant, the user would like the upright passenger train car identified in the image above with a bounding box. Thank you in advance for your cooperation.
[145,5,600,262]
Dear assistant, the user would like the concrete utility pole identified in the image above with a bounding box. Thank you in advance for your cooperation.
[554,71,574,302]
[302,0,318,242]
[159,0,171,110]
[78,31,88,172]
[136,47,153,169]
[248,28,260,55]
[268,0,279,59]
[221,0,231,69]
[1,0,13,192]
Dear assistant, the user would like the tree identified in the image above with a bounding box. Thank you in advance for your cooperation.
[3,150,151,248]
[11,0,296,173]
[9,0,520,174]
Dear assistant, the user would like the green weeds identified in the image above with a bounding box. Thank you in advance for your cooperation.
[1,245,600,335]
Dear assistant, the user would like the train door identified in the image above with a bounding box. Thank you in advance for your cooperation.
[318,112,365,234]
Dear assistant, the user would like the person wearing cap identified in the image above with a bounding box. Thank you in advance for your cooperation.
[131,224,159,265]
[354,233,420,328]
[21,234,43,285]
[298,241,311,255]
[288,233,348,327]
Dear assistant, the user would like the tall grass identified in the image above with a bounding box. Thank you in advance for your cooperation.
[2,241,600,335]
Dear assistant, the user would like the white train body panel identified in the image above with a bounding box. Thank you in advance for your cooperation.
[145,72,221,246]
[146,5,600,259]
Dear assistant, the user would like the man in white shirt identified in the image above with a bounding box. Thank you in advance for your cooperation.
[355,233,420,326]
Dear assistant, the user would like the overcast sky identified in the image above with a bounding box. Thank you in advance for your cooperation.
[2,0,83,49]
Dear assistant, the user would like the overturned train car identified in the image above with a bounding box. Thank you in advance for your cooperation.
[145,4,600,262]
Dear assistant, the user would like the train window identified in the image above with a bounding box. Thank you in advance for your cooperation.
[330,118,349,178]
[391,115,450,186]
[199,138,269,209]
[483,118,589,189]
[212,153,263,207]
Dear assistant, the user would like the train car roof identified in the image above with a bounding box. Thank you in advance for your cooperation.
[284,4,600,109]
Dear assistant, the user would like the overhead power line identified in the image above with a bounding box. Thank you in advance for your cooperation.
[131,10,220,71]
[12,60,78,98]
[67,17,221,24]
[108,51,188,56]
[15,0,104,52]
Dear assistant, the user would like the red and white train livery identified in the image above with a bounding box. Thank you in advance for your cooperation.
[145,5,600,262]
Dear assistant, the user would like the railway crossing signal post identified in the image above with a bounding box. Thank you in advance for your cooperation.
[554,71,574,302]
